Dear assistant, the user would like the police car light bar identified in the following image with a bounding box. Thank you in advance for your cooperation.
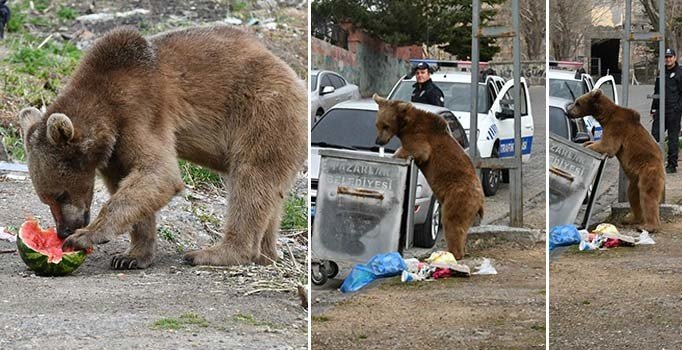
[548,60,583,69]
[409,59,490,70]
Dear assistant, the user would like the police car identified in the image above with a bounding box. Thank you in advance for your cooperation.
[387,59,534,196]
[548,61,620,142]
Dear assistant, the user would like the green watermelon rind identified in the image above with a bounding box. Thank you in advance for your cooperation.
[16,231,87,277]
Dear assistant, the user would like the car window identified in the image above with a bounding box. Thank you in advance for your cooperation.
[329,74,346,89]
[310,73,318,92]
[597,81,616,103]
[389,81,489,113]
[549,106,570,139]
[311,108,401,152]
[441,112,468,149]
[499,84,528,116]
[549,78,587,101]
[320,74,333,89]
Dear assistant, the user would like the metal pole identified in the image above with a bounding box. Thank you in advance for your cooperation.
[618,0,632,203]
[510,0,522,226]
[470,0,480,169]
[658,0,666,160]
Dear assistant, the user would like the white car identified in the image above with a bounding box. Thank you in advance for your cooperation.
[548,62,620,141]
[310,100,470,250]
[387,60,534,196]
[310,70,360,124]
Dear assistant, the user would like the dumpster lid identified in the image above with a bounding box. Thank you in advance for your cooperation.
[318,149,412,166]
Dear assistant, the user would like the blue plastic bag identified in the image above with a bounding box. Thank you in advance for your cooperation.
[340,252,406,293]
[549,225,581,250]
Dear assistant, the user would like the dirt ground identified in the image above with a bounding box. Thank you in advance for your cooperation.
[0,1,308,349]
[312,240,546,350]
[0,173,308,350]
[550,85,682,349]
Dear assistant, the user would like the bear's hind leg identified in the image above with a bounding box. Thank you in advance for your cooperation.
[111,215,156,269]
[184,166,280,266]
[639,174,663,232]
[254,198,284,265]
[622,179,643,225]
[441,202,470,260]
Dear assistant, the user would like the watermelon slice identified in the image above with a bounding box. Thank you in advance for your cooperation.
[16,219,88,276]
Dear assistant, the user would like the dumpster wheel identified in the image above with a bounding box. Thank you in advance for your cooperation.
[311,261,339,286]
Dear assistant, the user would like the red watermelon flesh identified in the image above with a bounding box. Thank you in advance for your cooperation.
[20,220,74,264]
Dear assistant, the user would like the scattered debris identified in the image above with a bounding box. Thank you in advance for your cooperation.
[0,227,16,242]
[76,9,150,24]
[578,223,655,251]
[224,16,243,25]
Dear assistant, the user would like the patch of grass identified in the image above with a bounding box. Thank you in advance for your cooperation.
[150,313,209,330]
[179,313,209,327]
[531,323,545,331]
[157,226,178,242]
[281,196,306,230]
[231,1,248,12]
[312,315,329,322]
[6,10,27,33]
[232,313,281,329]
[57,6,77,20]
[151,318,184,330]
[32,0,51,12]
[178,160,223,189]
[0,125,26,162]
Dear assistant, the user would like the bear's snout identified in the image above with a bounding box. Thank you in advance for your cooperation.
[375,136,387,146]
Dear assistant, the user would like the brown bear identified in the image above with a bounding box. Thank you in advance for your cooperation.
[18,26,307,269]
[373,95,484,259]
[567,89,664,232]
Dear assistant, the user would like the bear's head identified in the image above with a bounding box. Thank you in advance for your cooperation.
[372,94,412,145]
[566,89,605,121]
[18,107,109,238]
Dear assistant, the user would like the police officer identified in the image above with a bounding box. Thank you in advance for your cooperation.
[411,62,445,107]
[651,48,682,173]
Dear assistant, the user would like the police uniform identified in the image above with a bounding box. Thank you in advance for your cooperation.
[411,63,445,107]
[651,48,682,172]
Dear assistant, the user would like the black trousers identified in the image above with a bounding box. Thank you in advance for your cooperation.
[652,109,682,168]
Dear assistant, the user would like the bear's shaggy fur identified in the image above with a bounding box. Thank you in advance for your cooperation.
[19,26,307,269]
[373,95,484,259]
[567,89,664,232]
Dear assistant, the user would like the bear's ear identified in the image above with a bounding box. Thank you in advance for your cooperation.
[46,113,75,145]
[395,101,411,114]
[373,94,388,105]
[591,89,603,99]
[18,107,42,141]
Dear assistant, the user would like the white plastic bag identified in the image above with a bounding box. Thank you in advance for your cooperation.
[472,258,497,275]
[636,230,656,245]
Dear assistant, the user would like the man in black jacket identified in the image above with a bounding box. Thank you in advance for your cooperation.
[411,62,445,107]
[651,48,682,173]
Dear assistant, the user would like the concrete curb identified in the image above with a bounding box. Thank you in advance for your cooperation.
[610,202,682,222]
[468,225,545,245]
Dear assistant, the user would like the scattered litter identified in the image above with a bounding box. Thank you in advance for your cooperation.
[247,18,260,26]
[224,16,243,25]
[472,258,497,275]
[0,227,16,243]
[577,223,653,251]
[340,252,405,293]
[263,22,278,31]
[549,225,582,250]
[0,162,28,173]
[636,230,656,245]
[3,174,26,181]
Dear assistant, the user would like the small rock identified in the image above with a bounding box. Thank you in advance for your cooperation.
[224,17,243,25]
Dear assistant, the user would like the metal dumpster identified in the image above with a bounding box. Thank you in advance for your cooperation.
[549,134,607,229]
[311,149,417,284]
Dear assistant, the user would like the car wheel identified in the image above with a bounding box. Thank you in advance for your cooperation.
[414,197,440,248]
[481,147,501,196]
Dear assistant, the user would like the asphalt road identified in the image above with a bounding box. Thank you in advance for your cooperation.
[483,85,546,229]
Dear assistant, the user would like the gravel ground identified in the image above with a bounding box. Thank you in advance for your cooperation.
[0,1,309,349]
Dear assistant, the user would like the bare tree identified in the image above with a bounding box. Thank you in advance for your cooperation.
[519,0,545,60]
[549,0,592,60]
[639,0,682,52]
